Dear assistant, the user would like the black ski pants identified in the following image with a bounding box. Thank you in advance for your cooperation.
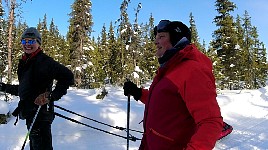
[26,120,53,150]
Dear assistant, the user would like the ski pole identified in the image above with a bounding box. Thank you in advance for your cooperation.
[127,93,130,150]
[21,105,41,150]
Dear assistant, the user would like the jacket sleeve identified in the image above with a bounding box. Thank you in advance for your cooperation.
[49,60,74,101]
[5,84,19,96]
[139,88,149,104]
[183,67,223,150]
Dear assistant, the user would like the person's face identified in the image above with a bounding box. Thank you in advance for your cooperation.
[21,38,39,54]
[155,32,173,58]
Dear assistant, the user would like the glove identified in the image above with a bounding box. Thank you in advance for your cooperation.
[34,92,50,106]
[12,107,20,117]
[0,82,6,91]
[123,81,142,100]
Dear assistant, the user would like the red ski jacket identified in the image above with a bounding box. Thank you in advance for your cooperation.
[139,44,223,150]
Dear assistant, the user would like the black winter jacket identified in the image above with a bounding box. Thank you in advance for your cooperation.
[6,50,74,122]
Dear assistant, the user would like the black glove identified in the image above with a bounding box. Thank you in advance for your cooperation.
[12,107,20,117]
[0,82,6,91]
[123,81,142,100]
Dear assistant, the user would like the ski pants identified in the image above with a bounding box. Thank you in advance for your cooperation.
[26,120,53,150]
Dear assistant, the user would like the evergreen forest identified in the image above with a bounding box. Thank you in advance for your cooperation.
[0,0,267,90]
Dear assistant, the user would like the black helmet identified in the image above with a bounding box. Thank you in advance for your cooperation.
[154,20,191,46]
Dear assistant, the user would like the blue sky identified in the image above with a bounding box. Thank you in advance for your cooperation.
[11,0,268,49]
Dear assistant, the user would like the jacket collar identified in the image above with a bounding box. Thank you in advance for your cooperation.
[158,37,190,66]
[22,48,42,61]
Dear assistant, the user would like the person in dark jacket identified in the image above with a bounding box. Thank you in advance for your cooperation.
[123,20,232,150]
[0,27,74,150]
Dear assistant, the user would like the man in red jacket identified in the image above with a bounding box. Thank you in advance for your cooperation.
[124,20,232,150]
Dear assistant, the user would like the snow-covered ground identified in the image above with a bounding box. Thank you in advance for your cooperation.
[0,83,268,150]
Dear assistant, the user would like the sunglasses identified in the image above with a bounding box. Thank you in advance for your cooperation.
[154,20,171,35]
[21,39,37,45]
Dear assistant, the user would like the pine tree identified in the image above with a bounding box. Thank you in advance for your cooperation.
[81,36,95,88]
[92,25,108,86]
[256,42,268,87]
[189,12,205,54]
[211,0,239,89]
[37,14,50,55]
[239,11,255,88]
[250,27,267,88]
[11,22,27,79]
[107,21,121,84]
[47,18,59,59]
[239,11,267,89]
[57,35,71,66]
[207,43,225,89]
[128,2,143,85]
[139,14,157,82]
[115,0,133,84]
[0,1,7,81]
[67,0,93,87]
[232,15,244,89]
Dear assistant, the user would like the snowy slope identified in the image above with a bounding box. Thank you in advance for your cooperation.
[215,87,268,150]
[0,84,268,150]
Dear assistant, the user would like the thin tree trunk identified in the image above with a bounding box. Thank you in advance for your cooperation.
[7,0,15,83]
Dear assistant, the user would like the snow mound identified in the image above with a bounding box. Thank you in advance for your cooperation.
[0,100,9,114]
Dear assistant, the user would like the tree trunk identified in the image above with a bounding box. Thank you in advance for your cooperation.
[7,0,15,83]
